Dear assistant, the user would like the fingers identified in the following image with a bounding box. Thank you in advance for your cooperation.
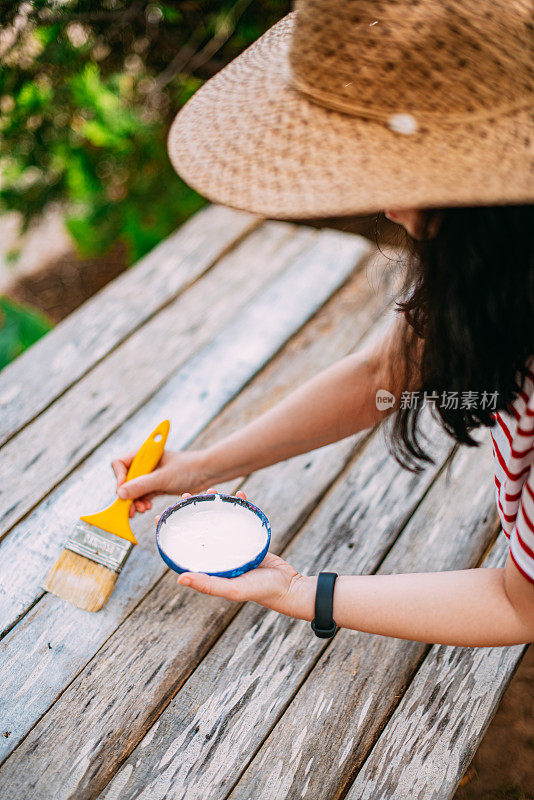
[133,498,152,515]
[204,487,248,501]
[118,474,159,501]
[114,455,157,517]
[129,500,151,518]
[177,571,243,601]
[112,453,135,487]
[153,489,249,525]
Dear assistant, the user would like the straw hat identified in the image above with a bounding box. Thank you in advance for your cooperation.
[167,0,534,219]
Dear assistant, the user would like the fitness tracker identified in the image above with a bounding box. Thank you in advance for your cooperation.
[311,572,338,638]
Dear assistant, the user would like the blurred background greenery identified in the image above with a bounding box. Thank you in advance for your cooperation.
[0,0,290,370]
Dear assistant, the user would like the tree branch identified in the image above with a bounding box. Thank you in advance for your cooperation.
[152,0,255,92]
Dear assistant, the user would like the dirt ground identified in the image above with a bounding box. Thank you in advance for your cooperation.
[6,241,127,323]
[454,646,534,800]
[3,212,533,798]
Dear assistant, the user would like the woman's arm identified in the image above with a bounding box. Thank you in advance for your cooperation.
[285,556,534,647]
[178,543,534,647]
[173,489,534,648]
[114,313,419,509]
[200,313,419,485]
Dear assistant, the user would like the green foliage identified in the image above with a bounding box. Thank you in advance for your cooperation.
[0,0,288,260]
[0,297,52,370]
[0,0,289,368]
[0,35,206,263]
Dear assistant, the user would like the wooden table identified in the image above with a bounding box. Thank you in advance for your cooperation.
[0,205,528,800]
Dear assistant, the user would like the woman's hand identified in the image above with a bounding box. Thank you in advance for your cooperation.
[158,488,315,620]
[112,448,212,517]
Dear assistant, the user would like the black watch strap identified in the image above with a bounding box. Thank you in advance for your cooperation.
[311,572,338,638]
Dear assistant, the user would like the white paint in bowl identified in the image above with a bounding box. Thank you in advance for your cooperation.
[157,494,270,574]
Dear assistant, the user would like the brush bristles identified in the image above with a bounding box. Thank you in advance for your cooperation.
[43,549,119,612]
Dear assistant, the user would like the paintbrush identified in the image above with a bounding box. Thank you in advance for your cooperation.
[43,419,170,612]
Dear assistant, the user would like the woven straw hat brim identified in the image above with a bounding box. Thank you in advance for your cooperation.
[168,14,534,219]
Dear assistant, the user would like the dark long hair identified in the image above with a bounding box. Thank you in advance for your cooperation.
[378,204,534,472]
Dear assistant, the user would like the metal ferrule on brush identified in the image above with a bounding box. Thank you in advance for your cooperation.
[65,521,133,573]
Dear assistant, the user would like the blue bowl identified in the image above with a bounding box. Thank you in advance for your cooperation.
[156,492,271,578]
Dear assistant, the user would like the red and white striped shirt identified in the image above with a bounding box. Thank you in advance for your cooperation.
[490,356,534,583]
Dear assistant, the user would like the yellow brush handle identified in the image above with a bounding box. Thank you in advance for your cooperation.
[80,420,170,545]
[124,419,170,483]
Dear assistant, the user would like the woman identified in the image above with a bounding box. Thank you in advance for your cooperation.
[112,0,534,646]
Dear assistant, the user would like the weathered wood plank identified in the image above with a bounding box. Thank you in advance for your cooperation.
[0,244,399,772]
[0,227,370,638]
[20,414,453,800]
[0,250,401,776]
[0,205,258,448]
[0,440,359,796]
[0,221,317,538]
[0,404,451,799]
[346,534,527,800]
[222,430,499,800]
